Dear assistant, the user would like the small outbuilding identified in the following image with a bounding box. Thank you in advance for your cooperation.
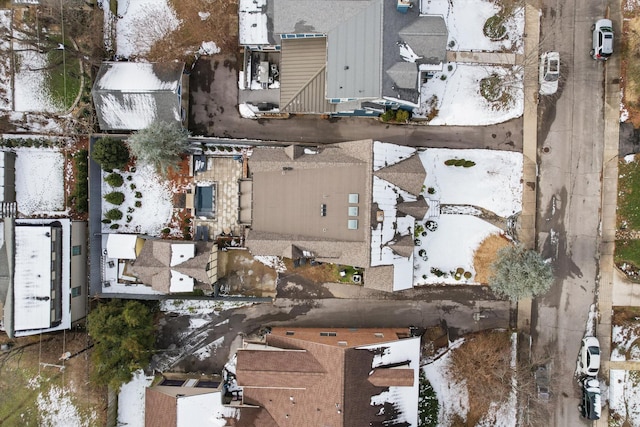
[92,62,185,131]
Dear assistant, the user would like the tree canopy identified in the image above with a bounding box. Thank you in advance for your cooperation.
[488,245,554,300]
[91,137,130,171]
[127,121,190,177]
[87,300,156,391]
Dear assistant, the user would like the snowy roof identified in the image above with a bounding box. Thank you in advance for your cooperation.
[13,226,53,330]
[92,62,184,131]
[236,328,419,426]
[358,337,421,427]
[170,270,194,293]
[106,234,140,260]
[170,243,195,267]
[238,0,269,45]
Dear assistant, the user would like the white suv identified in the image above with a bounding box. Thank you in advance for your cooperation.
[591,19,614,60]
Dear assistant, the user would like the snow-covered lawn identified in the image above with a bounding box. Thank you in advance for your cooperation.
[612,311,640,362]
[100,164,173,236]
[423,341,469,424]
[415,215,502,285]
[422,335,516,426]
[421,149,523,217]
[422,0,524,53]
[415,148,522,284]
[418,63,524,126]
[13,43,62,113]
[37,385,97,427]
[15,148,65,215]
[115,0,180,58]
[610,370,640,427]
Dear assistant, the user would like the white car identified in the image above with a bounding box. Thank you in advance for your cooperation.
[578,336,601,377]
[539,51,560,95]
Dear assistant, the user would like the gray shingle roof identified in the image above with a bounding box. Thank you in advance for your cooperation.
[374,153,427,196]
[386,62,419,90]
[399,16,448,64]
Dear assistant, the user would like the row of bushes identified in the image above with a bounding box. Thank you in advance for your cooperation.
[380,109,411,123]
[444,158,476,168]
[71,150,89,213]
[0,138,62,148]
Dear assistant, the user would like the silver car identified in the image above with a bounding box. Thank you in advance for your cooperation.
[591,19,614,60]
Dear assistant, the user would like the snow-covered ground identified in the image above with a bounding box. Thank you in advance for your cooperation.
[37,385,97,427]
[609,370,640,427]
[115,0,180,58]
[417,64,524,126]
[117,370,154,427]
[423,335,517,426]
[415,0,525,125]
[416,148,521,284]
[422,340,469,423]
[160,299,254,315]
[422,0,524,53]
[13,42,62,113]
[15,147,66,216]
[0,10,12,110]
[421,148,522,217]
[100,164,173,236]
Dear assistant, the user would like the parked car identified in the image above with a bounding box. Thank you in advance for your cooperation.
[534,364,551,401]
[591,19,614,60]
[578,336,601,377]
[539,51,560,95]
[579,377,601,420]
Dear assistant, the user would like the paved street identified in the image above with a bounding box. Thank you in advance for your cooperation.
[534,0,621,425]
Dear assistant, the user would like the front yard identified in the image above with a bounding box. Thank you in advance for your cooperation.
[615,155,640,279]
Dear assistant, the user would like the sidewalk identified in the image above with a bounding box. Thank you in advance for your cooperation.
[516,3,540,331]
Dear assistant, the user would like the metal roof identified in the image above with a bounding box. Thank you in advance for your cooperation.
[273,0,383,99]
[280,38,335,113]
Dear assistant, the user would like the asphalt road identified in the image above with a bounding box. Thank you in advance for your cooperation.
[188,56,523,150]
[534,0,615,425]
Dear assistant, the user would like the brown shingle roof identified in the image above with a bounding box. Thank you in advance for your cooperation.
[145,388,177,427]
[368,368,415,387]
[128,240,215,292]
[374,153,427,196]
[236,328,418,426]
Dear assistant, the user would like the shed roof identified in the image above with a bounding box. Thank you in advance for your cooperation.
[92,62,184,131]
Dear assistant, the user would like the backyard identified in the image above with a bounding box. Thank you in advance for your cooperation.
[0,332,105,426]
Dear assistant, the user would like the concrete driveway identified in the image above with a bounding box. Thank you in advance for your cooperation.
[188,55,523,150]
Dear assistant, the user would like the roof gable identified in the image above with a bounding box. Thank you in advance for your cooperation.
[374,153,427,196]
